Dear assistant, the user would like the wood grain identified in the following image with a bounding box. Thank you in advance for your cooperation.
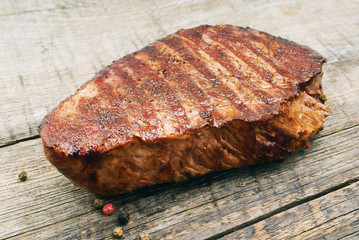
[1,0,359,239]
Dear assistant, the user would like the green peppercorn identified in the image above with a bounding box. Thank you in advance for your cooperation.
[93,198,103,209]
[138,231,150,240]
[18,170,27,181]
[117,211,130,225]
[113,227,124,238]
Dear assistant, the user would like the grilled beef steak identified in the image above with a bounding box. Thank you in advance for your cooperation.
[40,25,330,196]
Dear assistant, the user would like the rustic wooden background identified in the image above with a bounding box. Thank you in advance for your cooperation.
[1,0,358,239]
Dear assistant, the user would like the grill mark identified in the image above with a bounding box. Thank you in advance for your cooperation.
[200,33,287,103]
[123,54,192,132]
[175,32,277,117]
[134,51,208,127]
[177,30,276,105]
[73,70,132,147]
[206,28,290,96]
[141,45,225,126]
[160,36,255,121]
[110,64,161,141]
[221,29,297,90]
[235,28,303,80]
[274,43,324,82]
[229,26,318,83]
[92,78,133,144]
[155,41,241,117]
[209,29,275,81]
[166,35,264,109]
[263,32,324,76]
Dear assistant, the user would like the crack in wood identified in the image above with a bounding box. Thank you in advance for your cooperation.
[0,135,40,149]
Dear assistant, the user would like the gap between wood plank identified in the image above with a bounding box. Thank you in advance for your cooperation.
[315,123,359,139]
[0,135,40,149]
[206,177,359,240]
[341,229,359,240]
[292,208,359,237]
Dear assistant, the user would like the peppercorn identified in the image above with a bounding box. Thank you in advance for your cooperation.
[138,231,150,240]
[93,198,104,209]
[103,203,115,215]
[117,211,130,225]
[304,142,310,149]
[113,227,124,238]
[18,170,27,181]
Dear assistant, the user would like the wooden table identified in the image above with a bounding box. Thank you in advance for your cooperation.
[1,0,358,239]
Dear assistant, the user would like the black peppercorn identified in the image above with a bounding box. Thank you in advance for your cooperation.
[117,211,130,225]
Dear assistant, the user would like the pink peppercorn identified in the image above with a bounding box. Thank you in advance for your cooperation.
[103,204,115,215]
[304,142,310,149]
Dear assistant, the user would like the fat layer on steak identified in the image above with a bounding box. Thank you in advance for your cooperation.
[40,25,330,196]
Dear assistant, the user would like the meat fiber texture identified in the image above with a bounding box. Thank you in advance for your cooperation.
[40,25,330,196]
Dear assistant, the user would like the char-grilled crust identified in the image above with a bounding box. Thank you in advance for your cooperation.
[40,25,330,196]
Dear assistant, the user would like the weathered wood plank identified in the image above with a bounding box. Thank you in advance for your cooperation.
[219,181,359,240]
[1,123,358,239]
[0,0,358,146]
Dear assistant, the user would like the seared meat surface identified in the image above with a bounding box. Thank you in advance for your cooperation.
[40,25,330,196]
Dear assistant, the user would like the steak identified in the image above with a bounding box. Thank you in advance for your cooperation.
[40,25,330,196]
